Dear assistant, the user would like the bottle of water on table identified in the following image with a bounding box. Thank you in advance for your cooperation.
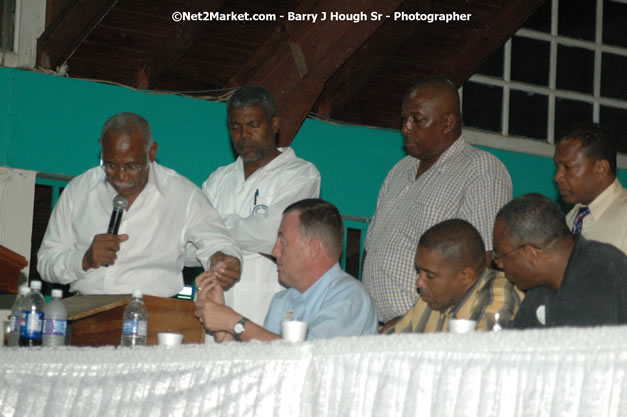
[19,280,45,347]
[42,289,67,347]
[120,290,148,347]
[8,285,30,347]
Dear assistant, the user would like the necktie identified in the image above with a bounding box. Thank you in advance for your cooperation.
[572,206,590,234]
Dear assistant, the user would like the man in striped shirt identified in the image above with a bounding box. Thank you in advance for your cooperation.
[363,75,513,325]
[387,219,521,334]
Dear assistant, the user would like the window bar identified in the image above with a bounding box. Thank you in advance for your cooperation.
[547,0,559,144]
[502,39,512,136]
[593,0,603,122]
[466,0,626,163]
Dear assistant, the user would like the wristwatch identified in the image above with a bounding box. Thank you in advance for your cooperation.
[233,317,249,341]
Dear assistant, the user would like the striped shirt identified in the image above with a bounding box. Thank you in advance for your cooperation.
[389,269,522,333]
[363,138,512,322]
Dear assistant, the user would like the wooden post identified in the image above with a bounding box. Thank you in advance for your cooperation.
[0,245,28,294]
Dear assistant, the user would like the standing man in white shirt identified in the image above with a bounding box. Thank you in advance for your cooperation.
[38,112,241,296]
[554,123,627,254]
[202,86,321,324]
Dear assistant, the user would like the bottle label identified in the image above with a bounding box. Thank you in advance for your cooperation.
[43,319,67,336]
[20,311,44,339]
[122,319,147,337]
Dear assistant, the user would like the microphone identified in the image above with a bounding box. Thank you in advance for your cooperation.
[103,195,128,268]
[107,194,128,235]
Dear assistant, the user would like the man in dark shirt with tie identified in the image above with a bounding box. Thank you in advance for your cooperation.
[492,193,627,329]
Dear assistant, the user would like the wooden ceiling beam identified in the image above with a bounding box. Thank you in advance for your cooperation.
[445,0,547,86]
[313,0,434,118]
[329,0,547,129]
[37,0,120,71]
[227,0,404,146]
[136,0,224,89]
[227,0,318,88]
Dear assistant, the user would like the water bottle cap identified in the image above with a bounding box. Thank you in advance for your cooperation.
[19,285,30,295]
[30,280,42,290]
[132,289,143,298]
[51,289,63,298]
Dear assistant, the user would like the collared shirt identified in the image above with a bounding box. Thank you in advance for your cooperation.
[390,269,522,333]
[37,162,241,297]
[565,178,627,254]
[202,147,320,324]
[363,138,513,322]
[263,263,378,340]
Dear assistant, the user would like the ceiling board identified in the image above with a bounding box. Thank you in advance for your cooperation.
[39,0,547,141]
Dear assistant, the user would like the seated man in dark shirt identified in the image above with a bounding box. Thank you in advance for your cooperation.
[492,193,627,329]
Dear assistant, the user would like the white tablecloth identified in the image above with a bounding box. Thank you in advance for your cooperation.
[1,326,626,417]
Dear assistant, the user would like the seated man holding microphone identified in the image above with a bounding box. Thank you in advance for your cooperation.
[37,112,241,296]
[387,219,521,333]
[194,198,378,342]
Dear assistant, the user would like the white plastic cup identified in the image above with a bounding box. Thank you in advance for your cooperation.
[448,319,477,334]
[157,332,184,347]
[281,320,308,342]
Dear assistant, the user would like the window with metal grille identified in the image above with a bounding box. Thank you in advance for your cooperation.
[463,0,627,162]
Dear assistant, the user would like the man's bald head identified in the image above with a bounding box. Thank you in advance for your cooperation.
[100,112,153,153]
[404,75,461,138]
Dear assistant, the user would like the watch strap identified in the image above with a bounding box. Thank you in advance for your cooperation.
[233,317,249,341]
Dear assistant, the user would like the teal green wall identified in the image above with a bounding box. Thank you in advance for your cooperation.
[0,68,234,183]
[2,67,626,218]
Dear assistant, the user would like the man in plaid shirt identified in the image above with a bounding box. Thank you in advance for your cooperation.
[387,219,521,334]
[363,75,512,325]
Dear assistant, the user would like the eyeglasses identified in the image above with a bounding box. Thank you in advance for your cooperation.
[101,162,147,174]
[492,244,527,263]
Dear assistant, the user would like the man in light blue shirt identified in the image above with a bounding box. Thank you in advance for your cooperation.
[263,263,377,340]
[195,198,378,341]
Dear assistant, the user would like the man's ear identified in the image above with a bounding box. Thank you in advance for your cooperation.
[523,244,542,268]
[306,237,323,260]
[271,116,280,135]
[592,159,610,178]
[457,266,476,287]
[149,142,158,162]
[443,113,456,134]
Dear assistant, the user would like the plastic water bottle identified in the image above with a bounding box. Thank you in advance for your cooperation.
[42,289,67,347]
[19,280,45,347]
[120,290,148,347]
[8,285,30,347]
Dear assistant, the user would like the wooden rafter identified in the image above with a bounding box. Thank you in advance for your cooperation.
[313,0,434,118]
[136,0,225,89]
[445,0,547,85]
[37,0,120,70]
[227,0,404,146]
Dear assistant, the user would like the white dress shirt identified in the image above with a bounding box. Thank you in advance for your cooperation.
[37,162,241,297]
[565,178,627,254]
[203,147,320,324]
